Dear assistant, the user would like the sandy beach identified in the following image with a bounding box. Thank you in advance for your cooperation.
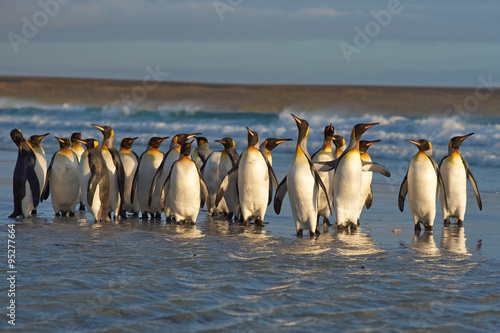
[1,76,500,116]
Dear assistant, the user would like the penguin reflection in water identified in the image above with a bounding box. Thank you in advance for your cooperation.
[439,133,482,225]
[163,141,211,224]
[216,128,278,226]
[77,139,111,223]
[9,129,40,218]
[399,139,448,231]
[42,137,80,216]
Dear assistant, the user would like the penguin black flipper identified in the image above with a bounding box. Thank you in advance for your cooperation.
[215,164,239,207]
[42,153,57,201]
[197,165,211,210]
[426,154,448,211]
[87,171,100,207]
[10,164,25,218]
[361,161,391,177]
[259,150,278,190]
[148,151,170,207]
[314,159,338,172]
[161,163,175,210]
[200,152,213,175]
[26,165,40,209]
[365,185,373,209]
[109,148,126,204]
[274,176,288,215]
[306,155,332,215]
[398,171,408,212]
[130,153,144,204]
[461,156,482,210]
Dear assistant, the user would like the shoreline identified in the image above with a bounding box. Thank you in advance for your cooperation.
[1,76,499,115]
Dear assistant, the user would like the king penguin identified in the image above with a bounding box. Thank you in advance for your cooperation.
[77,138,111,222]
[42,137,80,216]
[149,133,201,220]
[439,133,482,225]
[193,137,212,168]
[9,129,40,218]
[216,137,239,218]
[274,114,331,236]
[399,139,448,231]
[259,138,292,166]
[311,124,335,226]
[92,124,126,220]
[332,135,346,160]
[216,128,278,226]
[119,137,140,216]
[71,132,86,210]
[132,136,169,219]
[357,140,381,224]
[317,124,391,229]
[163,141,211,224]
[28,133,49,206]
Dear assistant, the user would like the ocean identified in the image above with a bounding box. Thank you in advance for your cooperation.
[1,99,499,332]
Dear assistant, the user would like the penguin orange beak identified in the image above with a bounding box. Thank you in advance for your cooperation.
[158,136,169,142]
[129,137,139,143]
[187,133,202,139]
[363,123,379,130]
[405,139,420,146]
[55,136,65,144]
[365,139,381,147]
[276,139,293,144]
[246,127,255,136]
[291,113,302,124]
[91,124,105,132]
[459,133,474,141]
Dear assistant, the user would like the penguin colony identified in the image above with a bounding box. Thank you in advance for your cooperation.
[9,115,482,235]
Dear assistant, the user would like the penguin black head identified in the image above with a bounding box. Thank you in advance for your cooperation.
[77,138,99,150]
[322,124,335,141]
[172,133,202,146]
[55,137,71,149]
[449,133,474,150]
[359,140,381,154]
[148,136,169,149]
[215,137,235,150]
[333,135,345,149]
[120,137,139,150]
[70,132,82,143]
[10,129,24,148]
[352,123,378,142]
[92,124,114,140]
[195,136,209,146]
[291,114,309,143]
[406,139,432,152]
[28,133,50,147]
[180,141,193,157]
[246,127,259,147]
[262,138,293,152]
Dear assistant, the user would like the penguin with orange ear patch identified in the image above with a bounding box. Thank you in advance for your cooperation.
[43,137,80,216]
[399,139,447,231]
[439,133,481,225]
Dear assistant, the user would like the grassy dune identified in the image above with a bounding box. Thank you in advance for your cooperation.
[1,76,499,115]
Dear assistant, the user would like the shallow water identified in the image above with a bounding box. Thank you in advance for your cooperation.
[1,104,500,331]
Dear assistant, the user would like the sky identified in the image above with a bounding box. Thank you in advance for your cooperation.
[1,0,500,86]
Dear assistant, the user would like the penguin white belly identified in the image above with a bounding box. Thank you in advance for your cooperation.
[440,154,467,221]
[238,149,269,221]
[168,160,201,223]
[408,154,438,226]
[102,149,120,217]
[88,182,102,221]
[313,151,334,220]
[33,149,47,200]
[358,155,373,219]
[334,151,362,227]
[203,152,223,213]
[288,153,317,233]
[50,152,79,213]
[78,151,90,208]
[21,181,35,218]
[120,152,139,213]
[138,151,163,214]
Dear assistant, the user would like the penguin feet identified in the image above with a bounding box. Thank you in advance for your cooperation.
[423,223,433,231]
[227,212,234,220]
[69,211,75,217]
[255,217,264,227]
[296,229,303,236]
[457,219,463,226]
[155,213,162,220]
[55,212,61,217]
[141,213,149,220]
[79,203,86,211]
[414,223,422,231]
[357,219,360,226]
[8,212,19,218]
[32,209,38,215]
[323,218,332,226]
[443,218,450,225]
